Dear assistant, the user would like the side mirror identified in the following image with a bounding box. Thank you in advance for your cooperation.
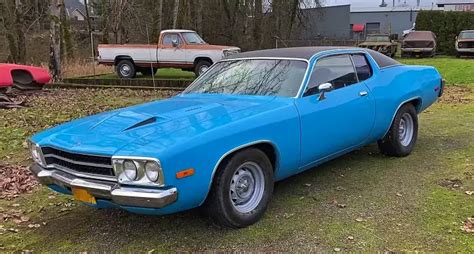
[318,83,333,101]
[172,39,179,47]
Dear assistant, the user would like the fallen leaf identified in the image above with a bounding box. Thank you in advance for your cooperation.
[465,191,473,196]
[334,248,341,252]
[355,218,364,222]
[461,217,474,233]
[347,236,354,240]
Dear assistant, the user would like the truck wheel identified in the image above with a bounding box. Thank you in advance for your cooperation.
[140,67,158,76]
[378,103,418,157]
[116,60,136,79]
[194,60,212,77]
[203,148,274,228]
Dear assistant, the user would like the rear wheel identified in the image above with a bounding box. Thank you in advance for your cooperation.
[378,103,418,157]
[116,60,136,79]
[203,148,274,228]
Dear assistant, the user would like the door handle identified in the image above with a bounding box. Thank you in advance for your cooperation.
[359,91,368,97]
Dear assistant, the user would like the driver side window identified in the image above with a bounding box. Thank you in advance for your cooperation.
[162,33,181,46]
[304,55,358,97]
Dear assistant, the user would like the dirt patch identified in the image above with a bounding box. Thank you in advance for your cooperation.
[438,178,463,189]
[0,164,38,200]
[439,86,473,104]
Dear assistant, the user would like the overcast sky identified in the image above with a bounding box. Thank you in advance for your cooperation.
[324,0,436,7]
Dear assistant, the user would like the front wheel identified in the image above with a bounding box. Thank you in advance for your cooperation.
[378,103,418,157]
[203,148,274,228]
[194,60,212,77]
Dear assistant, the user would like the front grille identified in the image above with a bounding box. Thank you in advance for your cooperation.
[459,42,474,48]
[41,147,114,177]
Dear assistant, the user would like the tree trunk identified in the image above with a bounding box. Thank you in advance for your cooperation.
[172,0,179,29]
[49,0,62,81]
[196,0,203,34]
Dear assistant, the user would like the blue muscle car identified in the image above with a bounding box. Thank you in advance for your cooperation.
[29,47,444,228]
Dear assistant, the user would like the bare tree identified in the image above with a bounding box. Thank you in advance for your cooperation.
[49,0,61,80]
[172,0,179,29]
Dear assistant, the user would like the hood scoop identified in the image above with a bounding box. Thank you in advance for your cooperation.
[123,116,159,131]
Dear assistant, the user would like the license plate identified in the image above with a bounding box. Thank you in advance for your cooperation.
[72,188,96,204]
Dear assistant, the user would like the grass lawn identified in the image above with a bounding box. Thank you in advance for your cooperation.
[398,56,474,86]
[0,57,473,252]
[81,68,196,81]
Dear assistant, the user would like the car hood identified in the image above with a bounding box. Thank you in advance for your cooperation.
[32,94,278,156]
[458,38,474,42]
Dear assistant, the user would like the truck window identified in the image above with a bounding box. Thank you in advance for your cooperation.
[162,33,181,46]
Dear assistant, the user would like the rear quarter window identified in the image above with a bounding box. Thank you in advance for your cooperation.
[366,49,402,68]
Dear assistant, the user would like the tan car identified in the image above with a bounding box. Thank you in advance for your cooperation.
[358,34,398,58]
[456,30,474,58]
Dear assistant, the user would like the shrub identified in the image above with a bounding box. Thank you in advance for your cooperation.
[416,11,474,55]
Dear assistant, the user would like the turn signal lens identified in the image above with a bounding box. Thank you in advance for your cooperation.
[176,168,195,179]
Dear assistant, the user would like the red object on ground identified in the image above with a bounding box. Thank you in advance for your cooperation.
[0,64,51,88]
[352,24,365,33]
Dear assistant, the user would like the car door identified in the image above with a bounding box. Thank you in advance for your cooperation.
[295,53,376,168]
[157,33,186,65]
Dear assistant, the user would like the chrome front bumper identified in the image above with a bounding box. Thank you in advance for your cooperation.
[30,164,178,208]
[457,48,474,53]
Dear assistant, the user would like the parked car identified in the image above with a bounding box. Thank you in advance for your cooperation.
[455,30,474,57]
[97,29,241,78]
[29,47,444,228]
[0,64,51,92]
[401,31,437,58]
[358,34,398,57]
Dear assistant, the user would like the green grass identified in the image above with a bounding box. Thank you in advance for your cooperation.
[399,57,474,86]
[82,68,195,81]
[0,58,473,252]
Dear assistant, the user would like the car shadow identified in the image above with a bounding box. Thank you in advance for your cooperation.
[28,143,400,251]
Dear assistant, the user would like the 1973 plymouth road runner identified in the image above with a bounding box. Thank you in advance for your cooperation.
[29,47,444,228]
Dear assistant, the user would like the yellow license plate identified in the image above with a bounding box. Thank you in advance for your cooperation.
[72,188,96,204]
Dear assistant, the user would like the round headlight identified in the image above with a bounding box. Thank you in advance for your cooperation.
[123,160,138,180]
[145,161,161,182]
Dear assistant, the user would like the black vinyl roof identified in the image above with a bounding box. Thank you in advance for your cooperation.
[227,46,401,68]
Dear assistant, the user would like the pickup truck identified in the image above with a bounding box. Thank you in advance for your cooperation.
[98,29,241,78]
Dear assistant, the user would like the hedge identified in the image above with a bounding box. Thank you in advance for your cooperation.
[416,11,474,55]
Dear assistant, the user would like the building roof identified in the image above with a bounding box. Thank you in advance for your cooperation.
[350,6,440,13]
[437,0,474,5]
[64,0,86,16]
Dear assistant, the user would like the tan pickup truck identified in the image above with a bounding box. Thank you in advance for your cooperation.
[98,29,240,78]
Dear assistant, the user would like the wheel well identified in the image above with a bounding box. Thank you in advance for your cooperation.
[11,69,33,85]
[194,57,213,66]
[405,98,422,113]
[114,56,134,65]
[218,142,278,173]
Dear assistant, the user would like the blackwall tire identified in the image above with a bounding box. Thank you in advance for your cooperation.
[378,103,418,157]
[194,60,212,77]
[116,60,136,79]
[203,148,274,228]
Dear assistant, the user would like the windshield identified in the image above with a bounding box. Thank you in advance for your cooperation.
[460,32,474,39]
[182,32,206,44]
[183,59,308,97]
[366,35,390,42]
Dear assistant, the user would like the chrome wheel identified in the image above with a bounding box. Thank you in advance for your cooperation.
[399,113,414,146]
[229,161,265,214]
[120,64,132,77]
[199,65,209,75]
